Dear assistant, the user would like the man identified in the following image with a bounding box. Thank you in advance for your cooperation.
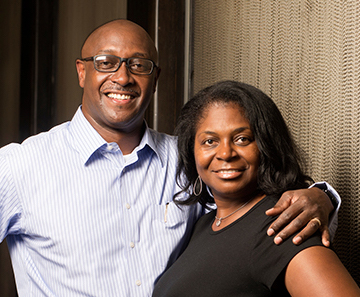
[0,19,338,296]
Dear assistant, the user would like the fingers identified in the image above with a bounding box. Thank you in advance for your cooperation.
[290,217,322,245]
[267,201,324,245]
[311,218,321,227]
[267,194,305,238]
[268,211,308,245]
[267,188,331,245]
[321,227,331,247]
[292,219,330,247]
[265,191,294,217]
[267,209,298,237]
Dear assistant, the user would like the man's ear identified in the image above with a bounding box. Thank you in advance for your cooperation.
[76,59,86,88]
[152,67,161,93]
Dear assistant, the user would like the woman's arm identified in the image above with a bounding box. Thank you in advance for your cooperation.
[285,246,360,296]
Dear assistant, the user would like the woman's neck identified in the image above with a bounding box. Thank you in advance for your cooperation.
[212,191,266,231]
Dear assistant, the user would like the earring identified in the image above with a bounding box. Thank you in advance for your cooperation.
[193,175,203,196]
[206,185,214,198]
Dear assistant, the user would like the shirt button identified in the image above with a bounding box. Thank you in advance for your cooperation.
[130,242,135,248]
[136,280,141,286]
[125,203,131,209]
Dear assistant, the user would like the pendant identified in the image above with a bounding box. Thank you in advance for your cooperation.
[216,219,221,227]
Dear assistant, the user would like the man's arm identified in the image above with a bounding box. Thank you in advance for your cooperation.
[266,182,340,247]
[310,182,341,239]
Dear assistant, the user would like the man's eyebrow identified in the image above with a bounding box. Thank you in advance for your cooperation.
[130,52,148,58]
[96,50,149,58]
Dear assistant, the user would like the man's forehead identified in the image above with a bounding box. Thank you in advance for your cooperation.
[82,23,156,59]
[82,39,153,60]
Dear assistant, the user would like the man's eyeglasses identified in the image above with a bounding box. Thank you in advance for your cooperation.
[81,54,157,75]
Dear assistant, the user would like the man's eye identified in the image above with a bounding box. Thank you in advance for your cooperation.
[128,58,153,73]
[98,61,115,69]
[130,63,145,70]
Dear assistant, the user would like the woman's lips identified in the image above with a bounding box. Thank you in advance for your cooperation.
[214,169,244,179]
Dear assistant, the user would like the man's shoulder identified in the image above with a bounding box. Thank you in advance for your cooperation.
[145,128,179,165]
[0,121,70,158]
[148,128,177,140]
[23,122,70,150]
[148,128,177,148]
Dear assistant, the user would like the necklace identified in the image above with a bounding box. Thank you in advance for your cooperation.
[215,198,254,227]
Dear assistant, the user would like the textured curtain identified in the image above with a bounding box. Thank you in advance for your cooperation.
[192,0,360,284]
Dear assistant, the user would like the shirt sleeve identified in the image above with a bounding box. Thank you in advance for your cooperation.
[250,211,323,291]
[0,145,23,242]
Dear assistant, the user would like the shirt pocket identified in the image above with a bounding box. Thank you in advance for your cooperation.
[148,202,194,270]
[152,201,191,229]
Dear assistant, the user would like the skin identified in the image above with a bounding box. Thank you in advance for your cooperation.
[194,103,265,230]
[192,101,333,244]
[267,188,332,246]
[76,20,161,154]
[194,103,360,295]
[74,19,333,246]
[285,246,360,296]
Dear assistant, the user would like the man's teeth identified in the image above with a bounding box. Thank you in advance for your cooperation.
[107,93,132,100]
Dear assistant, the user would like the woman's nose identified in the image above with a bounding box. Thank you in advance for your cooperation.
[216,142,236,161]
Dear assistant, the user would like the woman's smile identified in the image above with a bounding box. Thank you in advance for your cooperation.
[194,102,260,201]
[212,168,245,179]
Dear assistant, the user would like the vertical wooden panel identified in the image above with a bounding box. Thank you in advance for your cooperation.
[128,0,186,134]
[156,0,186,134]
[56,0,127,125]
[19,0,58,141]
[0,1,21,147]
[0,241,17,297]
[127,0,157,128]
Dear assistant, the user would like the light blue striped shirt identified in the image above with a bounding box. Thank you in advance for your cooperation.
[0,107,203,296]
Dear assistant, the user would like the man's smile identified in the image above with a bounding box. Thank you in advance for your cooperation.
[106,93,134,100]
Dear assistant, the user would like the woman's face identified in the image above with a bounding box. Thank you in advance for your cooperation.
[194,102,260,201]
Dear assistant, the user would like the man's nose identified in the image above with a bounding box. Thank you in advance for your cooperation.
[110,62,135,85]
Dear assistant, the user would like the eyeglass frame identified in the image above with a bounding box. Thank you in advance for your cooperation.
[81,54,158,75]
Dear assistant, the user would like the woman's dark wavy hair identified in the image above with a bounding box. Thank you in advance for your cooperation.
[174,80,313,207]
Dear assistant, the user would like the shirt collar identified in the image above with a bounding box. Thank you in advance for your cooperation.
[136,122,166,167]
[68,106,165,166]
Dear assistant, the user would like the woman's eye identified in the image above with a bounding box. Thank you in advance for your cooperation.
[205,139,213,144]
[235,136,251,145]
[203,139,216,146]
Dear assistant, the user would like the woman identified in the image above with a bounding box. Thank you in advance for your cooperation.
[152,80,360,296]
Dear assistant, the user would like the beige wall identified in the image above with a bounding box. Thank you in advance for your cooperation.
[56,0,127,124]
[192,0,360,284]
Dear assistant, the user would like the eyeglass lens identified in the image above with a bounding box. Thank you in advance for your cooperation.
[94,55,154,74]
